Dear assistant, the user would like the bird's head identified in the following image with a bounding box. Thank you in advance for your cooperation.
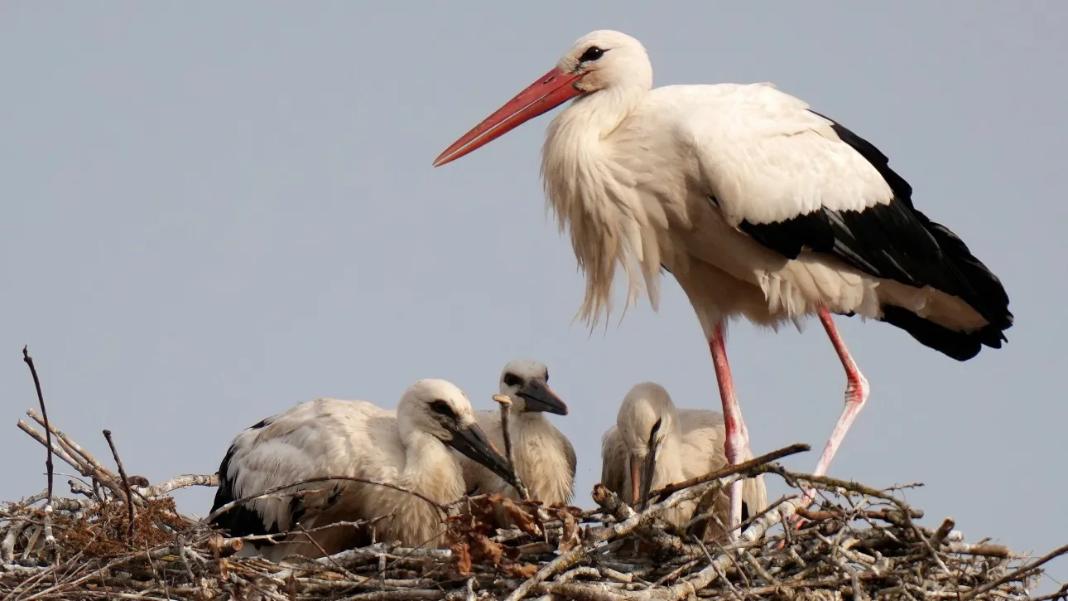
[399,379,519,488]
[499,359,567,415]
[433,29,651,167]
[616,382,677,509]
[558,30,652,95]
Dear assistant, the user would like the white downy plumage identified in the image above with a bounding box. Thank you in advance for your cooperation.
[209,379,516,559]
[459,360,576,505]
[602,382,767,538]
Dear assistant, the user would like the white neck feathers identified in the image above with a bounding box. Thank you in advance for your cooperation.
[541,85,662,324]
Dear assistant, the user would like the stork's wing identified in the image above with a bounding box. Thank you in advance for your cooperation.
[563,432,577,484]
[600,426,627,499]
[210,398,400,538]
[676,84,1011,352]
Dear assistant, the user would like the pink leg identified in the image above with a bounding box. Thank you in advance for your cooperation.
[709,321,752,535]
[812,308,870,478]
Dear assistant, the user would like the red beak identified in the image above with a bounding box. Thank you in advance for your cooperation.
[433,67,583,167]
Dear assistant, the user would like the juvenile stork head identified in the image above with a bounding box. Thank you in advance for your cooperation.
[499,359,568,415]
[616,382,677,510]
[433,29,651,166]
[398,379,519,488]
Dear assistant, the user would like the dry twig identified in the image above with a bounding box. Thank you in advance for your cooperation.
[493,393,531,500]
[22,346,55,549]
[206,475,447,524]
[102,429,135,541]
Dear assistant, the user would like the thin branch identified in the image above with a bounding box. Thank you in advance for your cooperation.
[16,421,83,483]
[777,468,907,504]
[22,346,55,548]
[206,475,447,525]
[294,522,366,582]
[24,409,129,501]
[961,543,1068,600]
[944,542,1014,558]
[493,394,530,500]
[503,543,589,601]
[136,473,218,498]
[1031,583,1068,601]
[102,429,135,541]
[651,443,810,501]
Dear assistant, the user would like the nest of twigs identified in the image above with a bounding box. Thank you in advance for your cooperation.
[4,408,1064,601]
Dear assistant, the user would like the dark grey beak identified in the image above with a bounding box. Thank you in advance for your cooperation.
[638,418,663,510]
[446,422,519,489]
[516,379,568,415]
[638,439,659,511]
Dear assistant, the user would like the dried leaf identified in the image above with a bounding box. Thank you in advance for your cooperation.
[471,533,504,566]
[451,541,472,575]
[505,562,539,579]
[474,495,503,526]
[500,497,541,536]
[558,509,580,553]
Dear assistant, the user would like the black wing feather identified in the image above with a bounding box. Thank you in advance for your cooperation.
[737,112,1012,360]
[209,417,294,547]
[209,443,283,539]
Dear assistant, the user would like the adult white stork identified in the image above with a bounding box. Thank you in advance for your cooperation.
[434,30,1012,528]
[602,382,767,539]
[209,379,517,559]
[459,359,576,505]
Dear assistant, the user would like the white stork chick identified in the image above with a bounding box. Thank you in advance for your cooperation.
[209,379,517,559]
[435,30,1012,528]
[602,382,767,538]
[459,360,576,505]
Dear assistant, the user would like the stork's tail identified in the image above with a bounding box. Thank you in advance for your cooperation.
[879,219,1012,361]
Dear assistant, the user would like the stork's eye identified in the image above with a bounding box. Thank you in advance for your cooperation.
[503,373,522,388]
[430,400,455,418]
[579,46,605,62]
[543,370,549,383]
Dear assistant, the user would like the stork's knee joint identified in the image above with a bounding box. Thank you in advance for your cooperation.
[724,430,748,465]
[846,371,870,406]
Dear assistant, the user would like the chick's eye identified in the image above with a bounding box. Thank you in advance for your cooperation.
[579,46,605,62]
[430,400,455,418]
[503,373,522,388]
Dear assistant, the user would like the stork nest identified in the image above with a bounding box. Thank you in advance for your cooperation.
[3,410,1064,601]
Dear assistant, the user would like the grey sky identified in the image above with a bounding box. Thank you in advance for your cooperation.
[2,1,1065,587]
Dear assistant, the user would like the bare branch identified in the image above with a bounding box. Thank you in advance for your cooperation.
[21,346,55,549]
[206,475,447,525]
[102,429,135,541]
[650,443,810,501]
[493,393,531,501]
[961,543,1068,600]
[135,473,218,498]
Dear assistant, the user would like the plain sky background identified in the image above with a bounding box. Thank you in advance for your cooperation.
[2,1,1065,589]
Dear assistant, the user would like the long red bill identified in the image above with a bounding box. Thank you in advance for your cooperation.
[433,67,582,167]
